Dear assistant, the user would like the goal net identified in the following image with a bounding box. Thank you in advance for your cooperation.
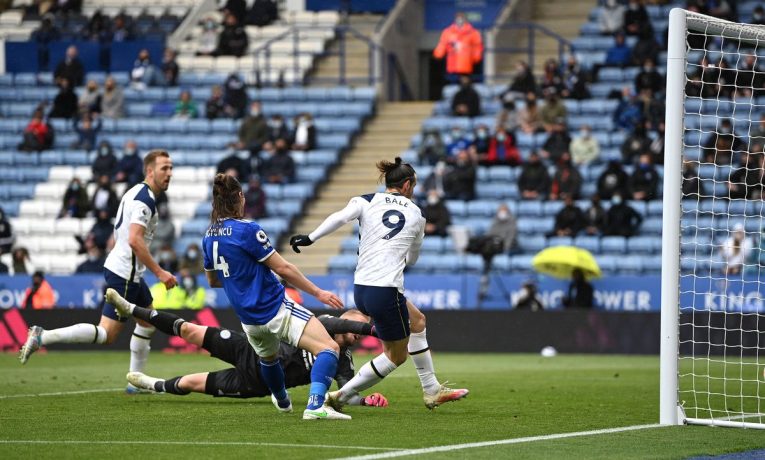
[661,8,765,429]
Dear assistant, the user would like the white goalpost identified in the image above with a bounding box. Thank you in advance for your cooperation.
[662,8,765,429]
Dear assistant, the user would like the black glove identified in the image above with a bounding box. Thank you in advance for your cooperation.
[289,234,313,253]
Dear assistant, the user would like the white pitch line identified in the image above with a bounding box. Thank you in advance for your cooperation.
[332,423,665,460]
[0,440,399,451]
[0,388,123,399]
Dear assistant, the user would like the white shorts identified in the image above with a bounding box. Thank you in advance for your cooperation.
[240,297,313,358]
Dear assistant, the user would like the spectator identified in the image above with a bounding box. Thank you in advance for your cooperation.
[634,58,662,94]
[266,114,290,145]
[624,0,651,36]
[71,114,102,151]
[649,121,665,164]
[702,119,744,165]
[78,80,102,116]
[150,203,175,255]
[215,12,248,57]
[151,269,206,309]
[216,145,251,181]
[423,190,451,237]
[423,161,448,197]
[451,75,481,117]
[222,0,247,24]
[445,126,472,159]
[179,243,204,275]
[49,77,78,119]
[539,58,564,96]
[496,99,520,132]
[90,174,119,218]
[736,55,765,99]
[101,76,125,118]
[518,151,551,200]
[721,223,753,276]
[480,127,521,167]
[629,153,659,201]
[32,15,60,70]
[631,30,660,67]
[728,152,763,200]
[243,175,267,219]
[161,48,180,86]
[621,121,651,164]
[549,194,585,237]
[472,124,491,156]
[196,16,220,56]
[21,271,55,309]
[550,152,583,200]
[18,109,52,152]
[541,117,571,164]
[433,12,483,80]
[603,193,642,237]
[75,235,106,273]
[561,55,590,100]
[205,85,226,120]
[519,92,544,134]
[291,112,317,151]
[570,124,600,166]
[466,204,518,274]
[613,87,643,131]
[80,10,111,43]
[223,73,248,119]
[419,129,446,165]
[599,0,625,35]
[681,161,705,198]
[752,5,765,25]
[237,101,268,152]
[597,160,630,200]
[754,114,765,142]
[246,0,278,27]
[514,278,545,311]
[0,206,15,255]
[92,140,117,179]
[157,243,179,273]
[540,89,567,132]
[561,269,594,309]
[173,90,198,119]
[59,177,90,218]
[10,247,35,275]
[604,33,632,68]
[54,45,84,87]
[260,139,295,184]
[110,14,134,42]
[506,60,537,96]
[130,48,160,90]
[443,150,476,200]
[584,194,607,236]
[88,209,114,250]
[114,140,143,186]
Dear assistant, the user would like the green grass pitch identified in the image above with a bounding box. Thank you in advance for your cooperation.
[1,351,764,459]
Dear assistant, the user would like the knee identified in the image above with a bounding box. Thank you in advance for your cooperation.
[388,351,408,366]
[409,311,426,333]
[103,331,118,345]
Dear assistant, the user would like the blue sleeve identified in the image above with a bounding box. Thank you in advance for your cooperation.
[244,223,275,262]
[202,238,214,271]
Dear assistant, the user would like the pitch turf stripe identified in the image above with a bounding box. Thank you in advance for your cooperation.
[0,388,123,399]
[332,423,664,460]
[0,440,399,451]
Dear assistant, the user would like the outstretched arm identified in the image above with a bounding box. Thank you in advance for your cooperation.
[264,251,343,309]
[291,198,364,253]
[318,315,373,337]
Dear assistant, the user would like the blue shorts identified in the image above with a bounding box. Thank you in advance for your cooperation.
[353,284,409,342]
[102,268,153,322]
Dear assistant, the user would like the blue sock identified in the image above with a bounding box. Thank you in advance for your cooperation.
[306,349,339,410]
[260,358,288,403]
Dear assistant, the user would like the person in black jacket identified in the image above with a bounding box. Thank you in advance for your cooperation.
[443,150,476,200]
[549,194,585,237]
[49,78,78,119]
[54,45,84,87]
[0,206,15,255]
[246,0,278,26]
[629,153,659,201]
[562,269,594,308]
[260,139,295,184]
[597,160,630,200]
[423,191,451,237]
[507,60,537,96]
[518,151,551,200]
[451,75,481,117]
[603,193,643,237]
[92,141,117,179]
[215,13,249,57]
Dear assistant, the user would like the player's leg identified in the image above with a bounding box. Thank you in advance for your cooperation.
[296,315,345,418]
[126,279,156,380]
[19,313,116,364]
[126,371,202,395]
[406,300,469,409]
[240,321,292,413]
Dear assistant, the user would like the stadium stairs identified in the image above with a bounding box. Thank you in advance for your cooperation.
[283,101,433,274]
[307,13,382,86]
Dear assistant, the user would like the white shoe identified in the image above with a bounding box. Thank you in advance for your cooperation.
[126,372,159,393]
[303,405,352,420]
[19,326,43,365]
[271,393,293,413]
[105,288,134,319]
[423,382,469,410]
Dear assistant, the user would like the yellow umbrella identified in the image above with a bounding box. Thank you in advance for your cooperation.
[532,246,602,280]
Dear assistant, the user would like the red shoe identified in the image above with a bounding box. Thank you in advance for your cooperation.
[423,382,469,409]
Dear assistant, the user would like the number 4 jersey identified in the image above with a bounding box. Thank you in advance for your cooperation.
[309,192,425,292]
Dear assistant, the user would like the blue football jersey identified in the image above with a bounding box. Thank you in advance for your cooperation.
[202,218,285,325]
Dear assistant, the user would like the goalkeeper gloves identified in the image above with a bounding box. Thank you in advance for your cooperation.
[361,392,388,407]
[289,234,313,253]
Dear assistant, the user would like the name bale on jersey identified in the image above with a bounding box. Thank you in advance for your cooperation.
[385,196,409,207]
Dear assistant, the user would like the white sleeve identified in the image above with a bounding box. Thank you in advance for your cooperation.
[129,202,152,228]
[308,198,364,242]
[406,217,426,267]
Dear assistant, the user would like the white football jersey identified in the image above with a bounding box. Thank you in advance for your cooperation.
[352,192,425,291]
[104,183,158,282]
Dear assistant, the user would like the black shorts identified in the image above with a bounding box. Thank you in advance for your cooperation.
[202,327,269,398]
[102,268,153,322]
[353,284,410,341]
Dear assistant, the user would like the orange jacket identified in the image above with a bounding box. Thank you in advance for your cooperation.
[22,280,55,309]
[433,22,484,75]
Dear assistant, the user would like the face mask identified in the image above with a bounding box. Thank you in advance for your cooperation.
[270,120,283,128]
[451,130,463,139]
[124,148,136,156]
[612,196,623,205]
[477,130,488,139]
[427,195,439,205]
[250,109,261,117]
[630,3,639,11]
[456,159,467,167]
[497,211,509,220]
[183,277,195,291]
[455,18,465,27]
[496,133,506,142]
[99,147,109,156]
[187,249,199,259]
[640,162,651,170]
[160,251,172,261]
[71,183,80,191]
[581,130,590,138]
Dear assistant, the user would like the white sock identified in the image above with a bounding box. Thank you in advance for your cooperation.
[338,353,397,402]
[41,324,106,346]
[129,325,155,373]
[408,329,440,395]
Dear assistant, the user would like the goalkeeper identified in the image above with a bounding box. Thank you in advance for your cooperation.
[106,289,389,407]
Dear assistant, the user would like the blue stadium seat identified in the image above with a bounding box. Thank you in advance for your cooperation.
[444,200,467,217]
[573,235,600,254]
[601,236,626,254]
[421,237,443,253]
[517,201,543,217]
[617,256,643,274]
[467,200,498,217]
[547,236,573,247]
[509,255,534,271]
[328,254,358,273]
[627,236,657,255]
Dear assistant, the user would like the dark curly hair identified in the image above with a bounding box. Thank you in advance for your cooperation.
[210,173,243,223]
